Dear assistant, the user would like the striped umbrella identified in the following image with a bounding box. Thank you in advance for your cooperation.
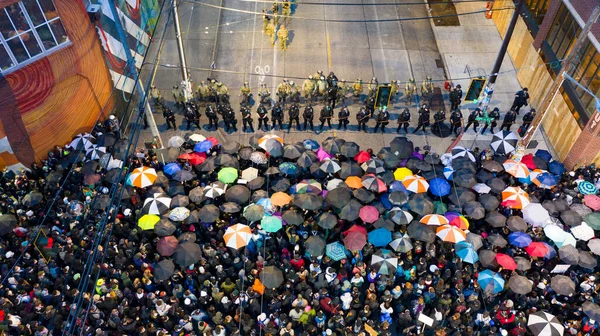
[85,145,106,161]
[528,311,564,336]
[389,233,413,253]
[362,174,387,193]
[579,181,598,195]
[389,207,413,225]
[491,131,518,154]
[320,159,341,174]
[142,193,172,215]
[371,249,398,275]
[224,224,252,249]
[293,179,322,194]
[501,186,531,209]
[303,139,320,150]
[127,167,157,188]
[436,224,466,243]
[402,175,429,193]
[326,242,348,261]
[362,159,386,174]
[503,160,530,178]
[443,166,454,180]
[451,146,476,162]
[69,133,95,150]
[420,214,449,226]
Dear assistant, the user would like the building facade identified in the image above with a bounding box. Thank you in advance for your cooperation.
[492,0,600,168]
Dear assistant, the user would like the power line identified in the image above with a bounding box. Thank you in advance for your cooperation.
[182,0,515,23]
[229,0,492,6]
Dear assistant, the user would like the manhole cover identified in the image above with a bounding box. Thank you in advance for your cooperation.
[435,59,444,69]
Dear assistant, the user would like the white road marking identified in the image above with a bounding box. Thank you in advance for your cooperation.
[370,0,389,83]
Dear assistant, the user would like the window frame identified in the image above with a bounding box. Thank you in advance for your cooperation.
[0,0,70,74]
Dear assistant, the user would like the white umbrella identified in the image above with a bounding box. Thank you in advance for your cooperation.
[326,179,344,190]
[527,311,564,336]
[69,133,95,150]
[588,239,600,255]
[204,182,227,199]
[523,203,551,227]
[143,193,172,215]
[86,145,106,161]
[168,136,186,148]
[451,146,476,162]
[389,233,413,253]
[107,158,123,170]
[241,167,259,182]
[472,183,491,194]
[188,133,206,143]
[571,222,595,241]
[491,131,518,155]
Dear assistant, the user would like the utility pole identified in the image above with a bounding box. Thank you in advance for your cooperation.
[518,6,600,151]
[106,0,163,148]
[475,0,525,125]
[173,0,193,102]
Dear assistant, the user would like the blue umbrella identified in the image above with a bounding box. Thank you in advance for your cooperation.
[455,241,478,264]
[389,181,407,193]
[579,181,598,195]
[535,172,558,189]
[548,161,566,175]
[508,231,532,248]
[326,242,348,261]
[443,166,454,180]
[378,194,393,210]
[256,198,275,214]
[429,177,451,197]
[542,242,557,259]
[477,270,505,294]
[518,175,533,185]
[164,163,182,176]
[535,149,552,163]
[194,140,213,153]
[303,139,320,150]
[279,162,299,176]
[368,228,392,247]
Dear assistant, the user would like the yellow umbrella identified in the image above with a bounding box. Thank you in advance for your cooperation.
[138,214,160,230]
[271,192,293,207]
[394,167,413,181]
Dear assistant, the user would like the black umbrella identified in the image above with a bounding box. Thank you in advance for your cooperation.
[452,158,476,173]
[249,133,264,148]
[173,242,202,268]
[248,176,266,190]
[479,250,498,268]
[112,140,128,160]
[317,212,337,229]
[283,144,304,160]
[154,172,170,188]
[93,194,110,210]
[340,141,360,158]
[464,201,485,220]
[215,154,239,169]
[222,141,240,154]
[325,187,352,209]
[532,156,548,171]
[154,259,175,282]
[579,250,597,269]
[449,187,476,206]
[97,132,117,147]
[261,266,284,289]
[373,217,395,231]
[515,256,531,271]
[487,233,508,248]
[322,137,345,154]
[293,194,322,211]
[424,153,441,165]
[454,169,477,188]
[147,186,166,194]
[83,161,99,175]
[46,171,63,184]
[508,275,532,294]
[184,210,200,224]
[339,199,362,221]
[225,185,251,204]
[389,191,408,206]
[550,275,575,296]
[244,204,265,222]
[486,211,507,228]
[486,178,506,194]
[353,188,375,203]
[220,202,242,213]
[482,160,504,173]
[542,200,559,217]
[380,152,401,169]
[297,151,317,168]
[583,301,600,321]
[408,194,434,216]
[154,219,177,236]
[407,221,435,243]
[238,146,254,160]
[265,167,280,176]
[415,161,433,172]
[305,236,326,256]
[189,186,205,203]
[405,158,420,171]
[197,157,217,172]
[479,194,500,211]
[340,161,363,179]
[390,137,413,159]
[0,215,17,236]
[271,178,291,192]
[172,169,195,182]
[262,139,284,157]
[561,210,582,227]
[553,198,570,212]
[22,192,43,207]
[199,204,220,223]
[103,169,121,184]
[476,169,494,183]
[167,181,186,196]
[507,216,527,232]
[282,209,304,225]
[252,190,269,202]
[171,195,189,208]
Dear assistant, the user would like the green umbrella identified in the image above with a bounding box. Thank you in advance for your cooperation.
[586,213,600,230]
[433,201,447,214]
[261,216,283,232]
[218,167,238,184]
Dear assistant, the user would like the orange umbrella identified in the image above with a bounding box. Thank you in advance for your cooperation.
[345,176,363,189]
[223,224,252,249]
[501,186,531,209]
[436,224,466,243]
[503,159,530,178]
[127,167,157,188]
[420,214,449,226]
[252,278,265,295]
[402,175,429,193]
[271,192,293,207]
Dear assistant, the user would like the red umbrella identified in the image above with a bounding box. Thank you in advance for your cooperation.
[495,253,517,270]
[359,205,379,223]
[525,242,549,257]
[344,231,367,251]
[520,154,536,170]
[354,151,371,164]
[585,194,600,211]
[344,224,368,236]
[157,236,179,256]
[206,137,219,146]
[179,152,207,165]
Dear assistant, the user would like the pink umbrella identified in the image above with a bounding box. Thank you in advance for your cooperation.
[359,205,379,223]
[157,236,179,256]
[344,224,368,236]
[584,194,600,211]
[344,231,367,251]
[316,148,333,161]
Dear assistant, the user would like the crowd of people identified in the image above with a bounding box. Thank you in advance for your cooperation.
[1,109,600,336]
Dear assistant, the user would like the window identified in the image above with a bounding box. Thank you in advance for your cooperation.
[0,0,69,73]
[520,0,551,36]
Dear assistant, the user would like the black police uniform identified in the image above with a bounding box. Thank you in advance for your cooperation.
[449,87,463,111]
[500,110,516,131]
[257,105,269,131]
[224,107,238,132]
[511,89,529,114]
[373,109,389,134]
[337,106,350,130]
[480,108,500,135]
[432,110,445,136]
[463,109,481,133]
[397,108,410,134]
[450,110,463,136]
[365,96,375,117]
[357,107,369,132]
[241,106,254,132]
[206,105,218,130]
[303,105,314,131]
[319,104,333,130]
[519,110,535,136]
[413,107,430,134]
[185,107,200,130]
[163,107,177,130]
[327,87,338,109]
[272,104,284,130]
[288,103,300,130]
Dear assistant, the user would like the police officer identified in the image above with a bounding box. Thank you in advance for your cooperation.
[357,106,369,132]
[337,105,350,130]
[262,9,271,33]
[413,104,430,134]
[511,88,529,114]
[272,103,284,130]
[240,81,252,105]
[352,78,363,98]
[258,84,271,106]
[390,80,399,102]
[224,106,238,132]
[432,109,445,136]
[257,104,269,131]
[319,103,333,130]
[206,104,219,130]
[373,106,390,134]
[480,107,500,135]
[288,103,300,130]
[449,84,463,111]
[172,86,183,107]
[397,107,410,134]
[303,103,314,131]
[520,108,536,136]
[365,95,376,117]
[500,108,517,131]
[368,77,378,96]
[163,105,177,130]
[464,108,481,133]
[276,80,289,103]
[302,76,315,101]
[289,81,300,103]
[150,85,162,105]
[450,109,463,136]
[327,71,338,88]
[266,19,277,47]
[185,106,199,130]
[196,81,208,102]
[327,86,338,109]
[216,82,229,104]
[241,105,254,132]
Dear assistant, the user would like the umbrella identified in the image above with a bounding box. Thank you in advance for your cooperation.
[584,194,600,211]
[69,133,95,150]
[429,178,451,197]
[561,210,582,227]
[170,195,189,208]
[249,151,268,164]
[448,187,476,205]
[173,242,202,268]
[362,159,385,174]
[344,231,367,251]
[293,193,321,210]
[218,167,238,184]
[0,215,17,236]
[579,250,597,269]
[282,209,303,225]
[482,160,504,173]
[316,148,334,161]
[194,140,214,153]
[143,193,172,215]
[22,192,43,207]
[583,301,600,321]
[215,154,239,169]
[453,169,477,188]
[305,236,326,256]
[261,266,284,289]
[491,131,518,154]
[154,218,177,236]
[168,136,185,148]
[408,194,434,216]
[340,161,363,179]
[550,275,576,296]
[320,159,341,174]
[241,167,259,182]
[394,167,413,181]
[315,212,337,229]
[359,205,379,223]
[527,311,564,336]
[436,225,466,243]
[282,144,303,160]
[91,194,110,210]
[389,191,408,205]
[486,211,506,228]
[157,236,179,256]
[303,139,320,150]
[533,172,559,189]
[477,270,505,294]
[325,187,352,208]
[451,146,476,162]
[523,203,551,227]
[338,141,359,158]
[354,150,371,164]
[588,238,600,255]
[508,275,532,294]
[154,259,175,282]
[204,182,227,199]
[188,187,205,204]
[390,137,413,158]
[127,167,157,188]
[548,161,566,175]
[545,225,576,248]
[225,185,251,204]
[326,179,344,191]
[198,204,220,223]
[279,162,299,176]
[476,169,494,184]
[389,233,413,253]
[479,250,499,268]
[261,216,283,232]
[389,207,413,225]
[487,233,508,248]
[480,194,500,212]
[586,212,600,230]
[339,199,362,221]
[402,175,429,193]
[486,178,507,195]
[362,174,387,193]
[262,139,284,157]
[297,151,317,168]
[220,202,241,213]
[464,201,485,220]
[515,256,531,271]
[472,183,491,194]
[368,228,392,247]
[322,137,345,154]
[501,186,531,209]
[85,145,106,161]
[224,224,252,249]
[420,214,448,226]
[243,204,265,222]
[525,242,550,257]
[579,181,598,195]
[179,152,207,166]
[496,253,517,270]
[503,159,530,178]
[326,242,348,261]
[169,207,191,221]
[293,179,322,195]
[164,163,182,176]
[455,241,478,264]
[271,178,291,192]
[535,149,553,162]
[187,133,206,143]
[371,249,398,275]
[508,231,532,247]
[221,141,240,155]
[571,222,594,241]
[407,221,436,243]
[137,214,160,230]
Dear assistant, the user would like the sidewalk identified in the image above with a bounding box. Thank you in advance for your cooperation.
[427,0,557,156]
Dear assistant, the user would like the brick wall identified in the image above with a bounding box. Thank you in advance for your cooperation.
[533,0,562,49]
[564,111,600,169]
